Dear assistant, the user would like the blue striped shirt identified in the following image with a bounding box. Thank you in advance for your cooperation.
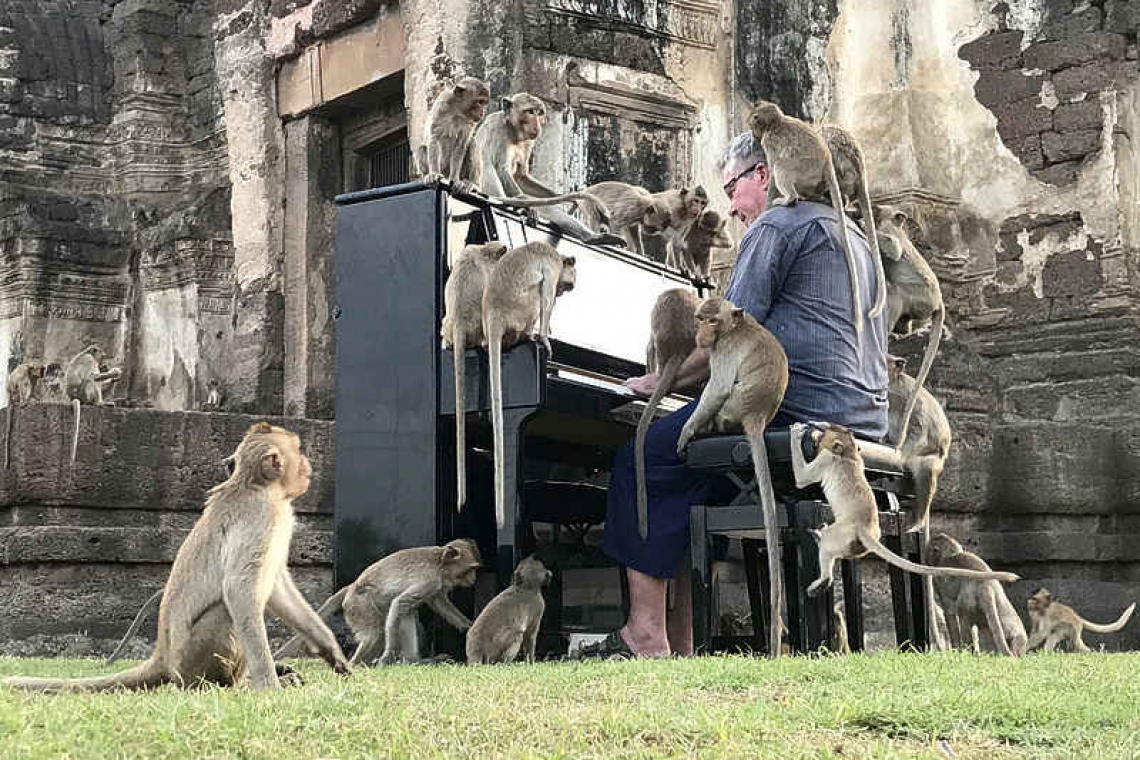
[725,201,889,440]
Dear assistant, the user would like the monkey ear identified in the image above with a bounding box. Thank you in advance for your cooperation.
[501,96,514,112]
[260,449,284,481]
[247,421,274,435]
[891,356,907,372]
[731,308,744,321]
[442,545,460,562]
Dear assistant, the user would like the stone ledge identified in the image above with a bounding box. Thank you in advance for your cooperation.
[0,405,334,513]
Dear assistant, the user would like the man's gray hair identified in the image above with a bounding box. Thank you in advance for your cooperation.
[718,131,766,173]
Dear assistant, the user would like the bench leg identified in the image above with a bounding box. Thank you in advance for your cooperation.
[884,532,917,650]
[907,529,929,651]
[690,505,711,654]
[840,559,864,652]
[742,538,767,654]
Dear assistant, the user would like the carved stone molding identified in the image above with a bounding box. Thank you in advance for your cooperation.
[140,238,235,295]
[567,77,698,132]
[0,266,129,323]
[545,0,721,50]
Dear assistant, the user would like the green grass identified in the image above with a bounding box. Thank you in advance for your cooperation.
[2,651,1138,759]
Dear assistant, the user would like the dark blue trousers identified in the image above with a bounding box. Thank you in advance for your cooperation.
[603,399,793,579]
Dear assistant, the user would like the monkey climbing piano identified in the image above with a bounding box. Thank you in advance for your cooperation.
[333,180,924,655]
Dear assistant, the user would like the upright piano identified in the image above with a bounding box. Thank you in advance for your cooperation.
[333,181,923,655]
[333,180,696,594]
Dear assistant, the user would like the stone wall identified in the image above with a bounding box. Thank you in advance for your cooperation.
[0,407,333,656]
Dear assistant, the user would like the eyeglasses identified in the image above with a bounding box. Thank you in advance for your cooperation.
[723,162,760,200]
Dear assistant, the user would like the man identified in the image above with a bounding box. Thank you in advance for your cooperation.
[583,131,888,659]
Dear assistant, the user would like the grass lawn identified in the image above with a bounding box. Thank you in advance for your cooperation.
[1,651,1137,759]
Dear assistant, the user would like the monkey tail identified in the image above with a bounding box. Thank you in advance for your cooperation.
[273,587,350,659]
[454,330,467,512]
[70,397,81,466]
[4,403,13,470]
[859,178,887,320]
[488,323,506,530]
[1080,603,1136,634]
[494,192,612,221]
[105,588,163,665]
[634,356,682,541]
[897,307,943,446]
[825,157,863,333]
[858,527,1019,583]
[981,583,1014,656]
[5,658,167,693]
[744,420,785,657]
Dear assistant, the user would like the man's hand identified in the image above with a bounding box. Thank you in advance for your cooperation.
[623,374,659,398]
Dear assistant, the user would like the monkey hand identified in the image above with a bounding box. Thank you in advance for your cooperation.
[422,172,443,188]
[676,423,695,456]
[330,658,353,677]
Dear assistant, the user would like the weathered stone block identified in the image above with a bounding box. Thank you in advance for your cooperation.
[1054,99,1103,132]
[1022,33,1127,72]
[0,407,334,513]
[958,29,1023,69]
[1042,128,1101,162]
[1106,0,1140,34]
[993,97,1053,140]
[1035,159,1083,186]
[1053,61,1125,97]
[988,423,1140,515]
[1042,249,1103,298]
[1006,132,1045,169]
[1037,5,1103,42]
[973,69,1043,108]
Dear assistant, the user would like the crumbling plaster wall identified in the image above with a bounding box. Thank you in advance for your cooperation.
[788,0,1140,646]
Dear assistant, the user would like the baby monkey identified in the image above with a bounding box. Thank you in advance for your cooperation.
[275,538,482,665]
[680,209,733,280]
[580,181,672,256]
[926,533,1027,656]
[1026,588,1135,653]
[465,555,551,664]
[801,424,1019,597]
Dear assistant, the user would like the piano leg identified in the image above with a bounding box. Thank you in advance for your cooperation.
[496,408,531,591]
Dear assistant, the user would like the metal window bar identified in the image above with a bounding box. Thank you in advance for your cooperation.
[367,130,411,189]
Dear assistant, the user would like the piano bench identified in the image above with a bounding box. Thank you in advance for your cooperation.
[682,431,927,656]
[521,480,630,649]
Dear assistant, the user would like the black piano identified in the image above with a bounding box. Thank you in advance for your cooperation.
[333,180,922,656]
[333,179,695,585]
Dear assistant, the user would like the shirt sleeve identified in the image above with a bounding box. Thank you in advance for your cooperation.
[724,221,791,324]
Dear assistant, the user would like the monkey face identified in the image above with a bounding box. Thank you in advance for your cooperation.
[748,101,782,134]
[28,364,44,380]
[242,423,312,497]
[925,533,961,564]
[817,425,858,460]
[509,96,546,140]
[1027,588,1053,614]
[512,556,552,589]
[685,187,709,218]
[556,257,576,295]
[443,538,482,587]
[693,298,738,348]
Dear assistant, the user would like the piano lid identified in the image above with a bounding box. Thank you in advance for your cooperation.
[445,193,696,368]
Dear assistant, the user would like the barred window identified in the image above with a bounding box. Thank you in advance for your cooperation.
[353,128,410,191]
